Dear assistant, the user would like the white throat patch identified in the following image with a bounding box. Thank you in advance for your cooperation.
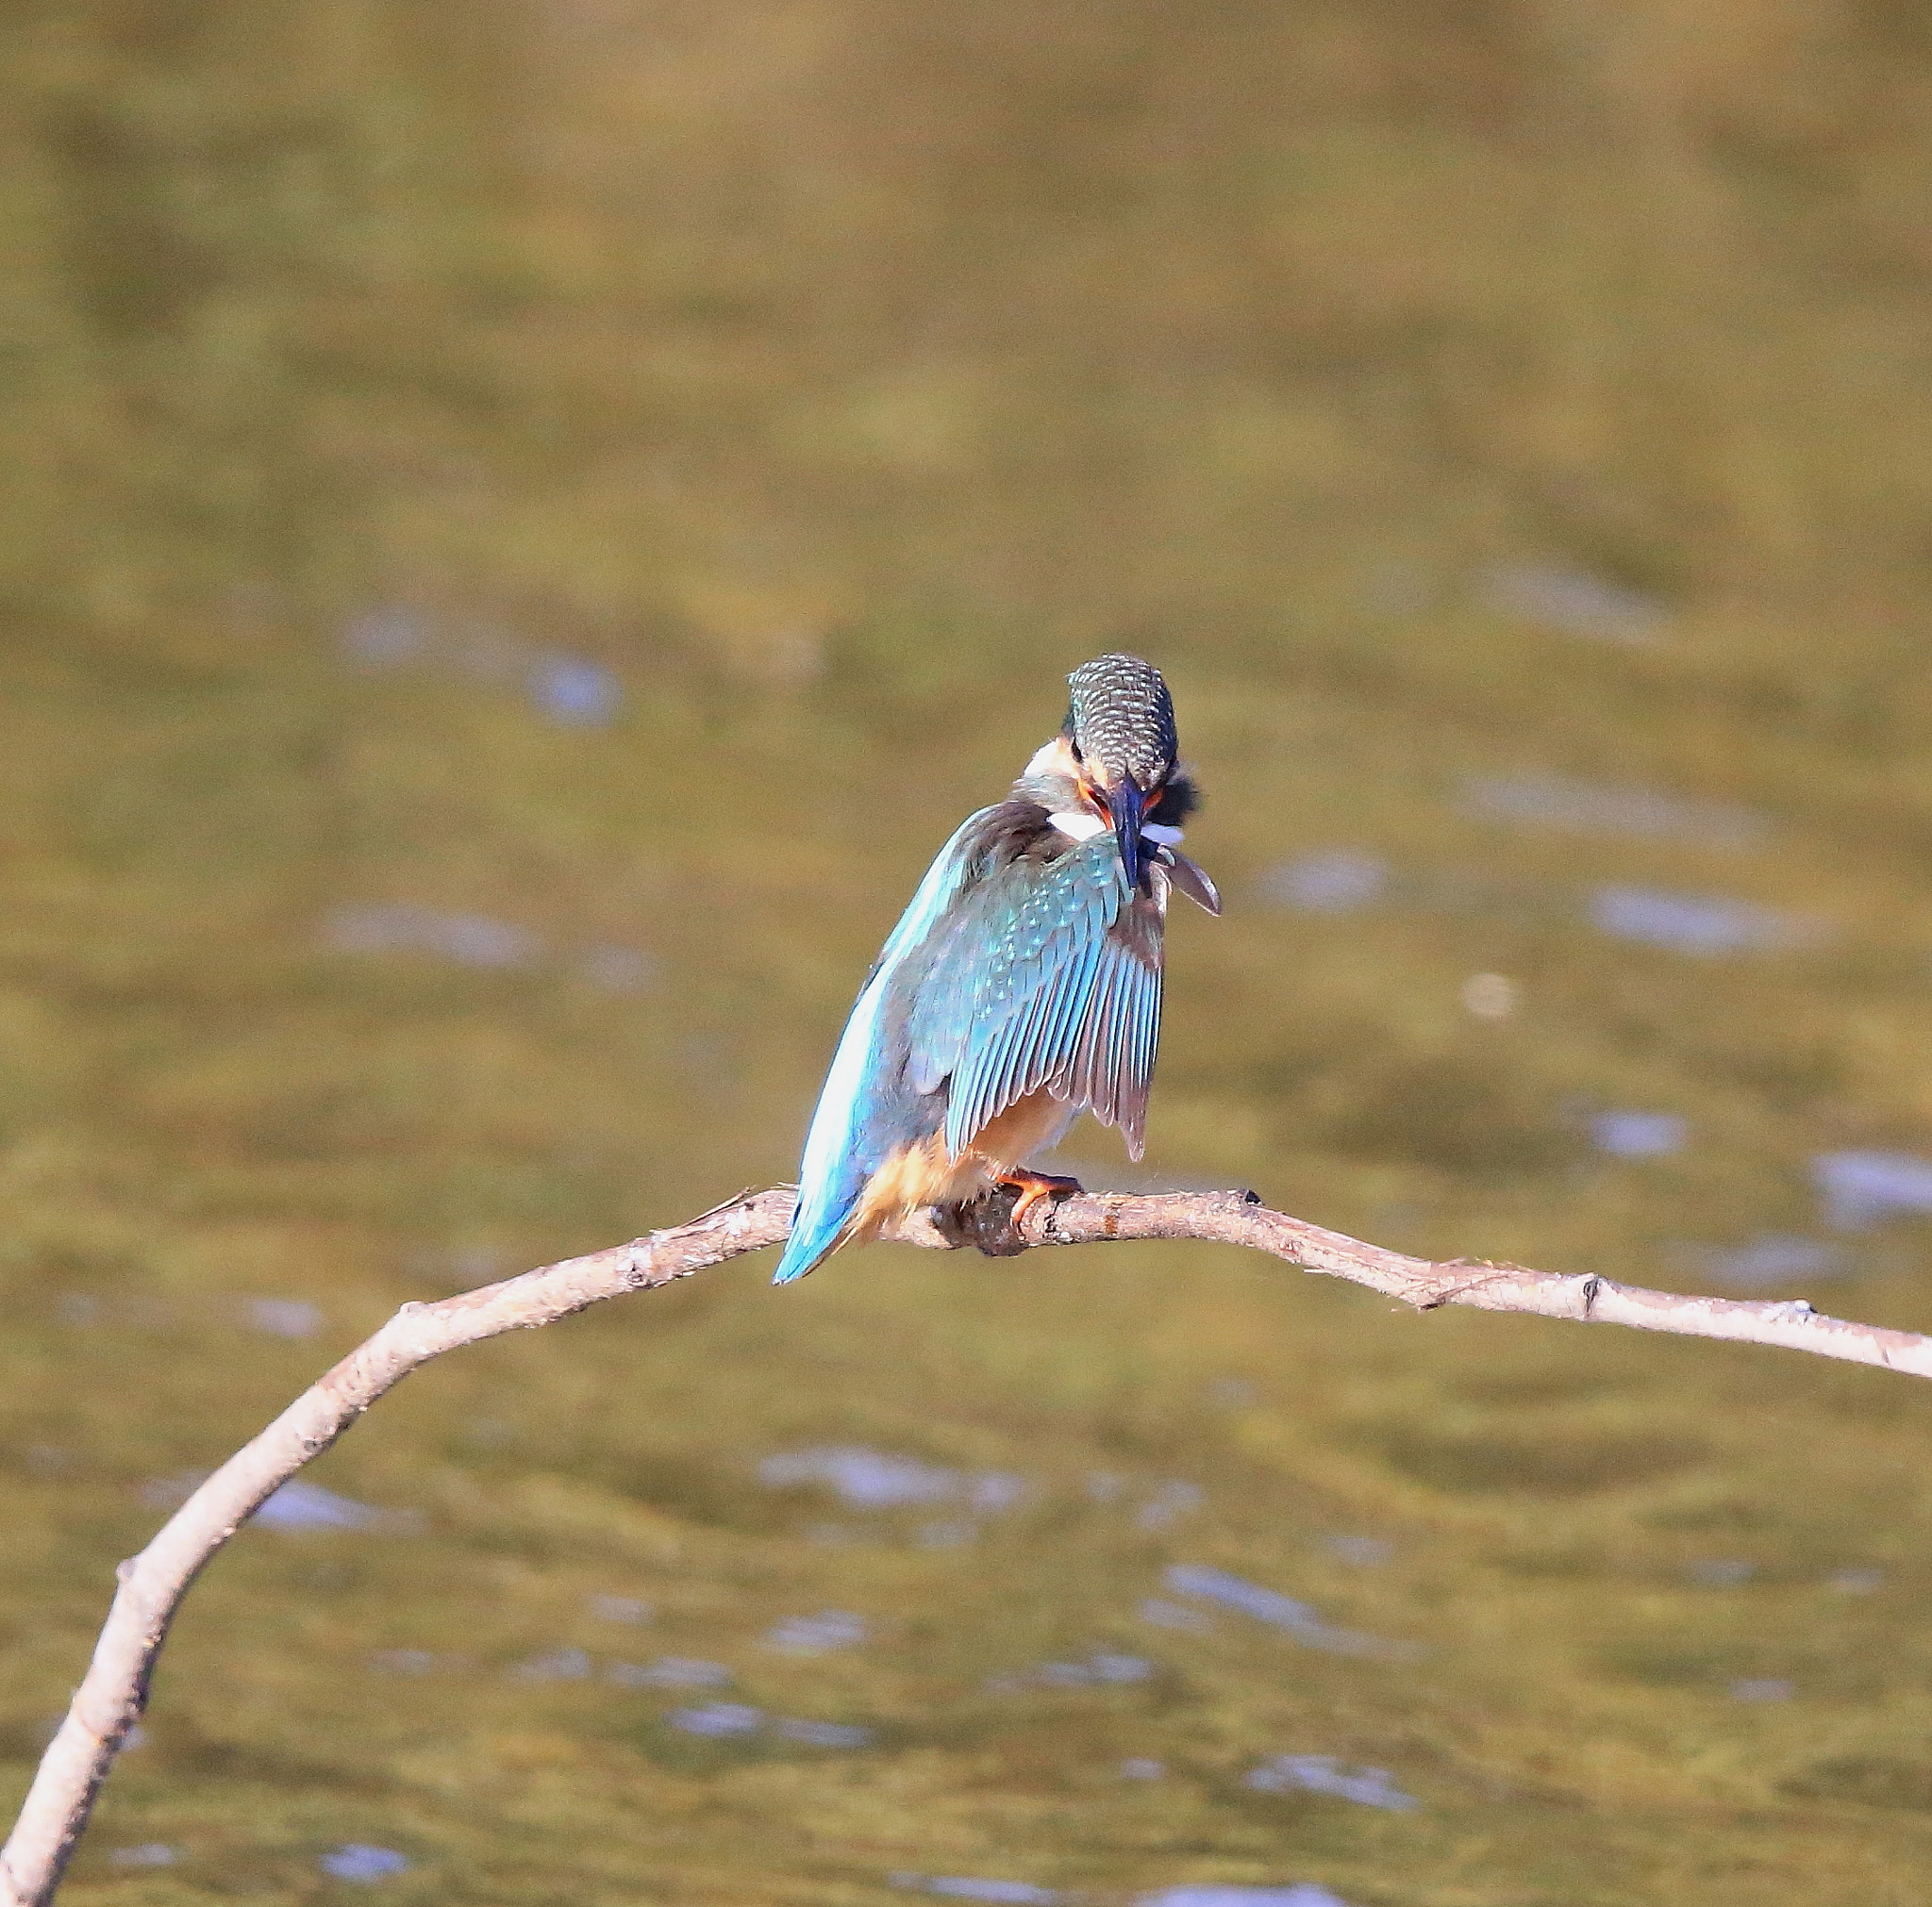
[1047,814,1185,845]
[1048,811,1107,841]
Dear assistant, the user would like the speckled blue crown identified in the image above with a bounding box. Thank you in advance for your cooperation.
[1066,654,1177,788]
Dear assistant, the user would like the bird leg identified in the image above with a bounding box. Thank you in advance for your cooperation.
[998,1166,1083,1227]
[928,1169,1083,1258]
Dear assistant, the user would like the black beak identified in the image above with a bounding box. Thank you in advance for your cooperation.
[1107,780,1151,890]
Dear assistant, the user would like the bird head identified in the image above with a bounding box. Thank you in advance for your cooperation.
[1062,654,1178,890]
[1013,654,1217,911]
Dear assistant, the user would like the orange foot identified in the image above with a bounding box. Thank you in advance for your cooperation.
[995,1166,1084,1229]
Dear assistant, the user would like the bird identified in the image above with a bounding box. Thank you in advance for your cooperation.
[772,653,1220,1285]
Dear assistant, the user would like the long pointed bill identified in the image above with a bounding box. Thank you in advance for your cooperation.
[1107,780,1150,890]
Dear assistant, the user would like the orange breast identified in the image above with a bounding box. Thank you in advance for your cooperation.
[966,1088,1076,1173]
[844,1088,1075,1243]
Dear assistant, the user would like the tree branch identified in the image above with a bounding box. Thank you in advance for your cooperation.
[5,1184,1926,1905]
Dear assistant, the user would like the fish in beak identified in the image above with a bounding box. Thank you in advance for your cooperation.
[1158,846,1221,915]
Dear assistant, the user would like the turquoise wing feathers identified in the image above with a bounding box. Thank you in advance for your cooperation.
[771,810,989,1285]
[908,833,1163,1159]
[774,818,1169,1285]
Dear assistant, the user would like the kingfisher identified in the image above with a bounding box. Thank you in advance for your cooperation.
[773,653,1220,1285]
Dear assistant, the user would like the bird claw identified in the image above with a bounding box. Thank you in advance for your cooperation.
[930,1186,1029,1256]
[931,1172,1082,1258]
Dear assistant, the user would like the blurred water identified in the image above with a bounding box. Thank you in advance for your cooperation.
[1162,1567,1416,1660]
[108,1844,177,1868]
[1243,1756,1420,1812]
[245,1297,324,1339]
[6,5,1932,1905]
[585,1594,652,1624]
[895,1881,1062,1905]
[1586,886,1822,956]
[1138,1890,1351,1907]
[253,1483,420,1534]
[319,1845,410,1883]
[1479,562,1668,646]
[341,608,624,729]
[1812,1151,1932,1229]
[325,904,541,970]
[667,1702,763,1738]
[1590,1112,1688,1159]
[1259,852,1390,915]
[764,1609,868,1653]
[1686,1234,1849,1291]
[758,1446,1026,1515]
[606,1657,732,1689]
[1460,773,1767,850]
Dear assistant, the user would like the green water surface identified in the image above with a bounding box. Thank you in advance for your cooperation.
[7,3,1932,1902]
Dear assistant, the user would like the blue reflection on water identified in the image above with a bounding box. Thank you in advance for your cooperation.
[758,1446,1024,1516]
[325,904,540,970]
[986,1650,1153,1693]
[1245,1754,1420,1810]
[511,1647,591,1682]
[1139,1598,1214,1634]
[664,1700,874,1747]
[319,1845,409,1883]
[1260,851,1389,914]
[607,1657,731,1688]
[1164,1566,1413,1658]
[1461,772,1764,849]
[1137,1887,1352,1907]
[341,606,431,667]
[1263,854,1819,963]
[765,1610,868,1654]
[340,605,623,728]
[1481,560,1666,645]
[586,1594,652,1624]
[1813,1150,1932,1229]
[109,1845,177,1868]
[1686,1234,1848,1290]
[1591,1111,1688,1158]
[667,1701,762,1737]
[891,1878,1063,1904]
[255,1481,418,1534]
[325,904,653,995]
[1588,885,1818,955]
[1686,1559,1756,1586]
[246,1297,324,1338]
[1136,1481,1205,1531]
[773,1717,875,1747]
[528,655,623,726]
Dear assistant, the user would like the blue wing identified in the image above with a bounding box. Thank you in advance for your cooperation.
[774,819,1169,1286]
[908,833,1165,1161]
[772,810,990,1285]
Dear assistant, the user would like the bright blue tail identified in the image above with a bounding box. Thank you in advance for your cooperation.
[773,811,987,1285]
[771,1187,856,1285]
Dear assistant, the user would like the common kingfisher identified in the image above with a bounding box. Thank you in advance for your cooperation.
[774,654,1220,1284]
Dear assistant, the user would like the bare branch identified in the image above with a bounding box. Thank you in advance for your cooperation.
[5,1183,1925,1904]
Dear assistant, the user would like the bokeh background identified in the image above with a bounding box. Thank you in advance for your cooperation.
[7,2,1932,1901]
